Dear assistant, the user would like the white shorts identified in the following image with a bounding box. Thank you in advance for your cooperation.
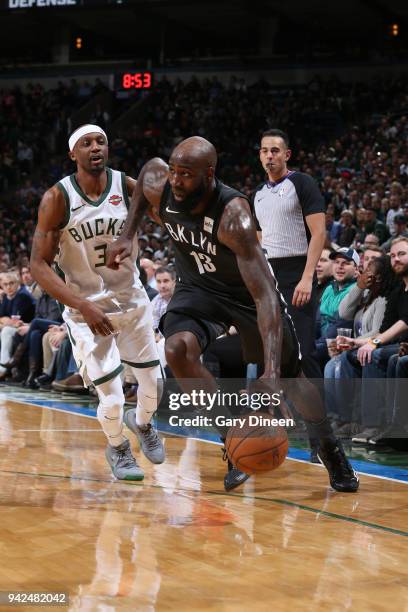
[62,290,160,387]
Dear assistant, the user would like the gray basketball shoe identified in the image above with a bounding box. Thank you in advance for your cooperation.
[124,409,165,464]
[105,439,144,481]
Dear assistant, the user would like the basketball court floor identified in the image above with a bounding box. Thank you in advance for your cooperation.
[0,387,407,611]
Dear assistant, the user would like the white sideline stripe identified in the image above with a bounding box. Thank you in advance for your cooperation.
[5,397,96,420]
[6,398,408,485]
[155,432,408,485]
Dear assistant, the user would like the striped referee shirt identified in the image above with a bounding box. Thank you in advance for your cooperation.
[252,171,325,258]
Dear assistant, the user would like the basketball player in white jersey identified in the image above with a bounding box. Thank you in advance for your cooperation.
[30,124,165,481]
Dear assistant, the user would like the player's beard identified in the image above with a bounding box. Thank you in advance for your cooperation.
[174,180,207,212]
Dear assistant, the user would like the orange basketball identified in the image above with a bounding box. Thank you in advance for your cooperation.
[225,413,288,475]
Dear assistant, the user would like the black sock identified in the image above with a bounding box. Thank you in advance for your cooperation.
[309,437,319,450]
[305,417,336,446]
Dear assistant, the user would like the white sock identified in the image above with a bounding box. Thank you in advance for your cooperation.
[96,376,126,447]
[131,365,162,428]
[136,390,158,427]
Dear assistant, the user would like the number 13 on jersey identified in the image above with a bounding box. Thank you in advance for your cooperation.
[190,250,216,274]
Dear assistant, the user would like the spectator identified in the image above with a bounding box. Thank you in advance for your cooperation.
[334,237,408,443]
[354,208,367,248]
[314,248,358,369]
[151,235,167,260]
[375,342,408,446]
[50,361,85,394]
[0,272,35,380]
[151,266,176,333]
[362,234,380,249]
[324,255,394,433]
[364,207,389,245]
[20,265,42,299]
[35,324,67,389]
[316,247,334,302]
[360,246,383,271]
[319,248,358,336]
[139,266,158,301]
[140,258,157,290]
[381,214,408,253]
[338,255,393,337]
[17,141,33,175]
[385,194,404,237]
[338,210,356,247]
[138,235,149,257]
[5,289,62,387]
[326,210,342,243]
[0,272,35,324]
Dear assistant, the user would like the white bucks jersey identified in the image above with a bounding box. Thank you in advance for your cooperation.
[57,168,140,306]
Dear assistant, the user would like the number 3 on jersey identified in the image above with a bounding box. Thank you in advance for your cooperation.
[94,243,107,268]
[190,250,216,274]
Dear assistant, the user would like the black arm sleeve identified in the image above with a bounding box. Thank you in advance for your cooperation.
[290,173,325,216]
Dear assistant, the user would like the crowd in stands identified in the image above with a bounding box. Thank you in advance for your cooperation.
[1,73,408,451]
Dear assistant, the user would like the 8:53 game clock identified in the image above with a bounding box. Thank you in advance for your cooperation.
[115,71,153,91]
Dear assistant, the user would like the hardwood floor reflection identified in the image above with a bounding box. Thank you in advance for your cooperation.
[0,400,407,611]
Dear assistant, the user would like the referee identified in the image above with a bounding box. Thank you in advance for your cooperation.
[253,129,326,378]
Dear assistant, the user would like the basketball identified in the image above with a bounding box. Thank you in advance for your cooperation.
[225,413,288,474]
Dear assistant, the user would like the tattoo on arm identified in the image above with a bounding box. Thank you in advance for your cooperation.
[31,227,60,265]
[122,158,167,237]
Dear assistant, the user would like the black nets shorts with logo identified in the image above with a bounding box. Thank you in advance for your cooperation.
[159,284,302,378]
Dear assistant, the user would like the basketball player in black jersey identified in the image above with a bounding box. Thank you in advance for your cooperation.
[107,137,359,493]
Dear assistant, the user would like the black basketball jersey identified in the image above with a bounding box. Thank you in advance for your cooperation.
[159,179,254,306]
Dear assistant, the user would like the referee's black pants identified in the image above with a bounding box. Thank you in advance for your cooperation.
[269,256,322,379]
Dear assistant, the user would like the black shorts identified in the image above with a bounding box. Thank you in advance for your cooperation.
[159,284,302,378]
[269,256,318,356]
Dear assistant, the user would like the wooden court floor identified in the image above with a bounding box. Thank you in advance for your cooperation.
[0,399,407,612]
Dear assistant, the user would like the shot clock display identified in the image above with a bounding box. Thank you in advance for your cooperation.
[116,72,153,90]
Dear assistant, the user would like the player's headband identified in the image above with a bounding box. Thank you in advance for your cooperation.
[68,124,108,151]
